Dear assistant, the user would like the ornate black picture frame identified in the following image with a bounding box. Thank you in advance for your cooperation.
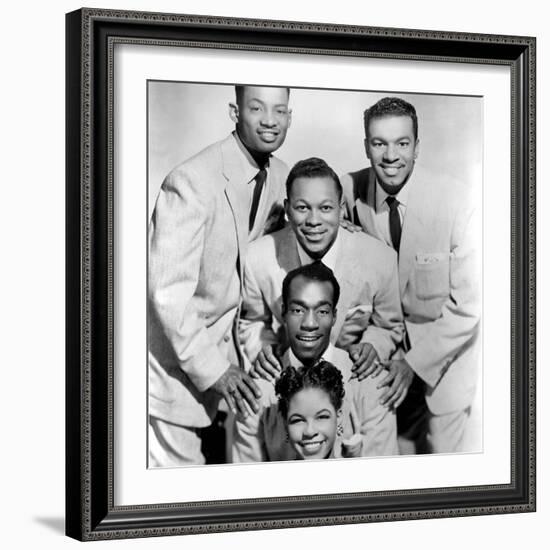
[65,7,536,541]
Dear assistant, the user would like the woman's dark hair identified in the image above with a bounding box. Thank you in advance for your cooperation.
[275,361,345,419]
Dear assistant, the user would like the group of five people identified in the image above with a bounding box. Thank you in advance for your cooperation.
[148,85,480,466]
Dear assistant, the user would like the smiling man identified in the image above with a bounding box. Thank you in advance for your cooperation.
[148,85,292,467]
[341,97,481,453]
[239,157,403,384]
[233,262,398,462]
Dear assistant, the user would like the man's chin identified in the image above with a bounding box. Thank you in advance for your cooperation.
[292,347,320,363]
[297,242,330,261]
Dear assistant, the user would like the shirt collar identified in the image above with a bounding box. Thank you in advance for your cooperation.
[295,231,341,272]
[232,130,271,172]
[375,172,412,211]
[285,344,335,368]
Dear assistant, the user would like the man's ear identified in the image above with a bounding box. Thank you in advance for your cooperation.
[331,308,337,327]
[229,102,239,124]
[287,109,293,128]
[413,138,420,160]
[284,198,290,217]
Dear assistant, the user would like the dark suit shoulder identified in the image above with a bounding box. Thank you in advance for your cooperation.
[341,167,374,204]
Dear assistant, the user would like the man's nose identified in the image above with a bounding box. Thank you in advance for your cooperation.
[306,208,321,225]
[301,310,319,330]
[383,144,399,162]
[260,109,276,127]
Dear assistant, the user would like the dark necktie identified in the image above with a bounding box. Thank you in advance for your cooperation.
[386,196,402,253]
[249,165,267,232]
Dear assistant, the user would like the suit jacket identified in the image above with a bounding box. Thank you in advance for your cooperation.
[239,226,404,365]
[342,165,481,415]
[232,346,398,462]
[148,133,288,428]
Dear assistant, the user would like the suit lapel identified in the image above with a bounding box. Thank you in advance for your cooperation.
[357,168,384,241]
[221,136,255,283]
[332,231,358,338]
[278,227,301,273]
[398,169,425,295]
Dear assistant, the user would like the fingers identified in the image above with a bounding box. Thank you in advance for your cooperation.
[356,349,379,381]
[379,371,407,408]
[237,377,261,414]
[369,361,386,379]
[252,348,281,381]
[349,344,379,380]
[384,383,407,409]
[222,389,238,415]
[393,389,409,409]
[242,374,262,400]
[377,366,397,389]
[339,219,362,233]
[231,390,250,418]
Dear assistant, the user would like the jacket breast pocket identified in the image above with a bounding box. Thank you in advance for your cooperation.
[414,253,449,299]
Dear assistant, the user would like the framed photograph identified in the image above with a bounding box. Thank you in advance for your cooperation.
[65,7,536,541]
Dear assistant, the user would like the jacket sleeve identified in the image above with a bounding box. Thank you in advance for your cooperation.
[404,205,481,388]
[352,374,399,457]
[148,169,230,393]
[239,253,279,368]
[232,408,268,463]
[359,251,404,360]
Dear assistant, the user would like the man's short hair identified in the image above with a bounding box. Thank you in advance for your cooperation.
[281,261,340,313]
[234,85,290,106]
[363,97,418,140]
[285,157,343,201]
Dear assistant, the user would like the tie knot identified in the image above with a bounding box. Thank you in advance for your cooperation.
[386,196,399,210]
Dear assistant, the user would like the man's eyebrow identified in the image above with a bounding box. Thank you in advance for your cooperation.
[288,298,333,308]
[246,98,288,108]
[370,135,411,141]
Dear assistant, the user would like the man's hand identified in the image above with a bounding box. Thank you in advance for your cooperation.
[377,358,415,409]
[339,218,362,233]
[250,344,283,381]
[211,365,262,418]
[348,343,382,381]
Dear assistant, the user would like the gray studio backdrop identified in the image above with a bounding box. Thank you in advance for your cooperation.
[148,82,482,217]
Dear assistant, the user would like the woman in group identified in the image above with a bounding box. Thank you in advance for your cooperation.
[275,361,363,460]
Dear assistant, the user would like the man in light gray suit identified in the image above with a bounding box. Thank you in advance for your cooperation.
[148,86,292,466]
[341,97,481,453]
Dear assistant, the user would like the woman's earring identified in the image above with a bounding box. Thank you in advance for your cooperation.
[285,431,289,442]
[337,423,344,437]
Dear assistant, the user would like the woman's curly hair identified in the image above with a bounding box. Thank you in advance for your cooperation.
[275,361,345,418]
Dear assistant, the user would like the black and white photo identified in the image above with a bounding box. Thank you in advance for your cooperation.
[147,82,483,467]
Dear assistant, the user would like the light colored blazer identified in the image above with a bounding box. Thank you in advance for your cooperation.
[342,165,481,415]
[148,133,288,428]
[232,346,398,462]
[239,226,404,366]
